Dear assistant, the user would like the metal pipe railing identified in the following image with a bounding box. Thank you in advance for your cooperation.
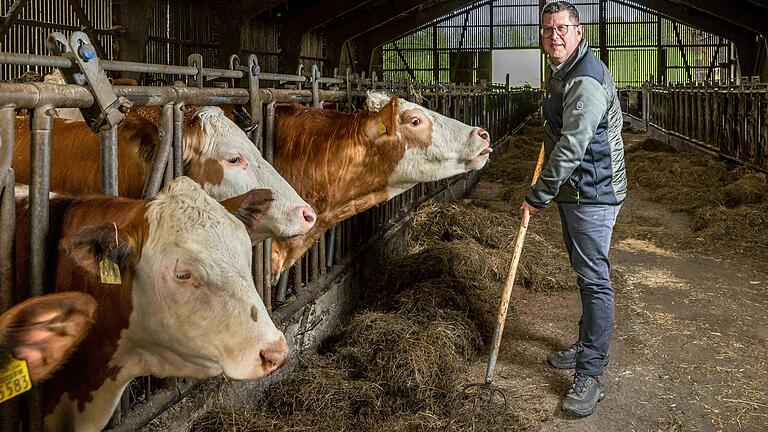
[1,42,541,432]
[633,83,768,172]
[100,126,118,196]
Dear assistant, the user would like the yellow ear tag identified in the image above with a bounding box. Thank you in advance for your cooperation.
[99,257,122,285]
[0,357,32,404]
[377,119,387,135]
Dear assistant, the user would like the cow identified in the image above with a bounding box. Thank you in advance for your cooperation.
[0,292,96,384]
[268,91,492,276]
[13,105,317,240]
[13,177,289,431]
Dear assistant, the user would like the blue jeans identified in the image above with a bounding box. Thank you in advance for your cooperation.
[558,203,621,377]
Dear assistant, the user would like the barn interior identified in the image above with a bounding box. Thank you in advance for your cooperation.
[0,0,766,431]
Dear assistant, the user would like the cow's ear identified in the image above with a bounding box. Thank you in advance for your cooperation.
[66,223,137,277]
[0,292,96,383]
[220,188,274,245]
[367,96,399,139]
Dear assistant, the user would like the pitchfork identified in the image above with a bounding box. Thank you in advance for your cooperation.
[462,142,545,422]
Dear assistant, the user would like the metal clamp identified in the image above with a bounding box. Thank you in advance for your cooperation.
[345,67,354,112]
[296,64,304,90]
[47,31,130,132]
[187,53,203,89]
[310,64,321,108]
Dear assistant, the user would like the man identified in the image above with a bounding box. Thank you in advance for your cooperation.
[521,0,627,417]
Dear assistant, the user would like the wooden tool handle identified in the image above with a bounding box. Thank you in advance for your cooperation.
[484,142,546,385]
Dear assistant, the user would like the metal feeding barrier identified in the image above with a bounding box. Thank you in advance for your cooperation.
[0,29,541,431]
[620,82,768,173]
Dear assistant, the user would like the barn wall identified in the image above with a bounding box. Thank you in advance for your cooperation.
[759,37,768,83]
[240,15,280,74]
[300,30,326,74]
[0,0,115,81]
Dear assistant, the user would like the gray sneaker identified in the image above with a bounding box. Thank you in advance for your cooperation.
[561,373,605,417]
[547,343,609,370]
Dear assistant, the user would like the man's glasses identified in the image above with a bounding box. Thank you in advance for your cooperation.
[540,24,579,37]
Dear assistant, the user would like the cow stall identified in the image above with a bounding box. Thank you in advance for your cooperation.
[627,82,768,174]
[0,29,540,430]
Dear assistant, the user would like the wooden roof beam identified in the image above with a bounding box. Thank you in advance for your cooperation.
[348,0,481,73]
[672,0,768,37]
[322,0,433,70]
[282,0,374,33]
[322,0,434,44]
[636,0,759,77]
[278,0,375,73]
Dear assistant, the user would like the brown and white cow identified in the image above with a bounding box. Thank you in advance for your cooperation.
[269,91,492,276]
[0,292,97,384]
[13,105,316,240]
[14,177,288,432]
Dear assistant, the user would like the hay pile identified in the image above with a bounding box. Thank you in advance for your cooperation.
[625,138,768,263]
[194,201,523,431]
[409,201,517,250]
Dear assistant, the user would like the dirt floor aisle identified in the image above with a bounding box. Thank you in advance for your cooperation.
[465,127,768,432]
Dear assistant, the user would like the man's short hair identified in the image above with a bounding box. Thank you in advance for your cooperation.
[542,1,580,24]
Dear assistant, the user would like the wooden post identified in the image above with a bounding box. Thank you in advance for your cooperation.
[714,88,722,152]
[696,84,704,142]
[704,83,711,144]
[760,92,768,169]
[748,91,758,165]
[738,88,747,160]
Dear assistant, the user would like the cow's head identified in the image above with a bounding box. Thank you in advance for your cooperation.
[0,292,97,383]
[67,177,288,380]
[364,91,491,196]
[183,106,316,239]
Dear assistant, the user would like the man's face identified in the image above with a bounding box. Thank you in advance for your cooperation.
[541,11,583,65]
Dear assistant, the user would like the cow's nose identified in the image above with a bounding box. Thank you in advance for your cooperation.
[476,128,490,142]
[299,206,316,231]
[260,339,289,375]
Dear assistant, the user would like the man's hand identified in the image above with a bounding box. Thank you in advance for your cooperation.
[520,201,540,228]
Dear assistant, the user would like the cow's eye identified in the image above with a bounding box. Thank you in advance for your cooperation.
[410,117,420,127]
[174,271,191,281]
[225,155,242,165]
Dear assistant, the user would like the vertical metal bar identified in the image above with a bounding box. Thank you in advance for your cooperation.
[319,230,326,276]
[262,101,276,305]
[253,243,264,299]
[265,102,275,164]
[0,106,15,313]
[172,103,185,178]
[0,173,14,312]
[293,260,301,293]
[310,242,318,282]
[28,104,54,432]
[263,238,272,312]
[276,270,289,303]
[29,106,53,297]
[100,126,118,196]
[163,149,174,186]
[0,90,18,416]
[326,226,335,268]
[246,55,263,149]
[143,103,174,198]
[311,64,321,108]
[334,224,342,263]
